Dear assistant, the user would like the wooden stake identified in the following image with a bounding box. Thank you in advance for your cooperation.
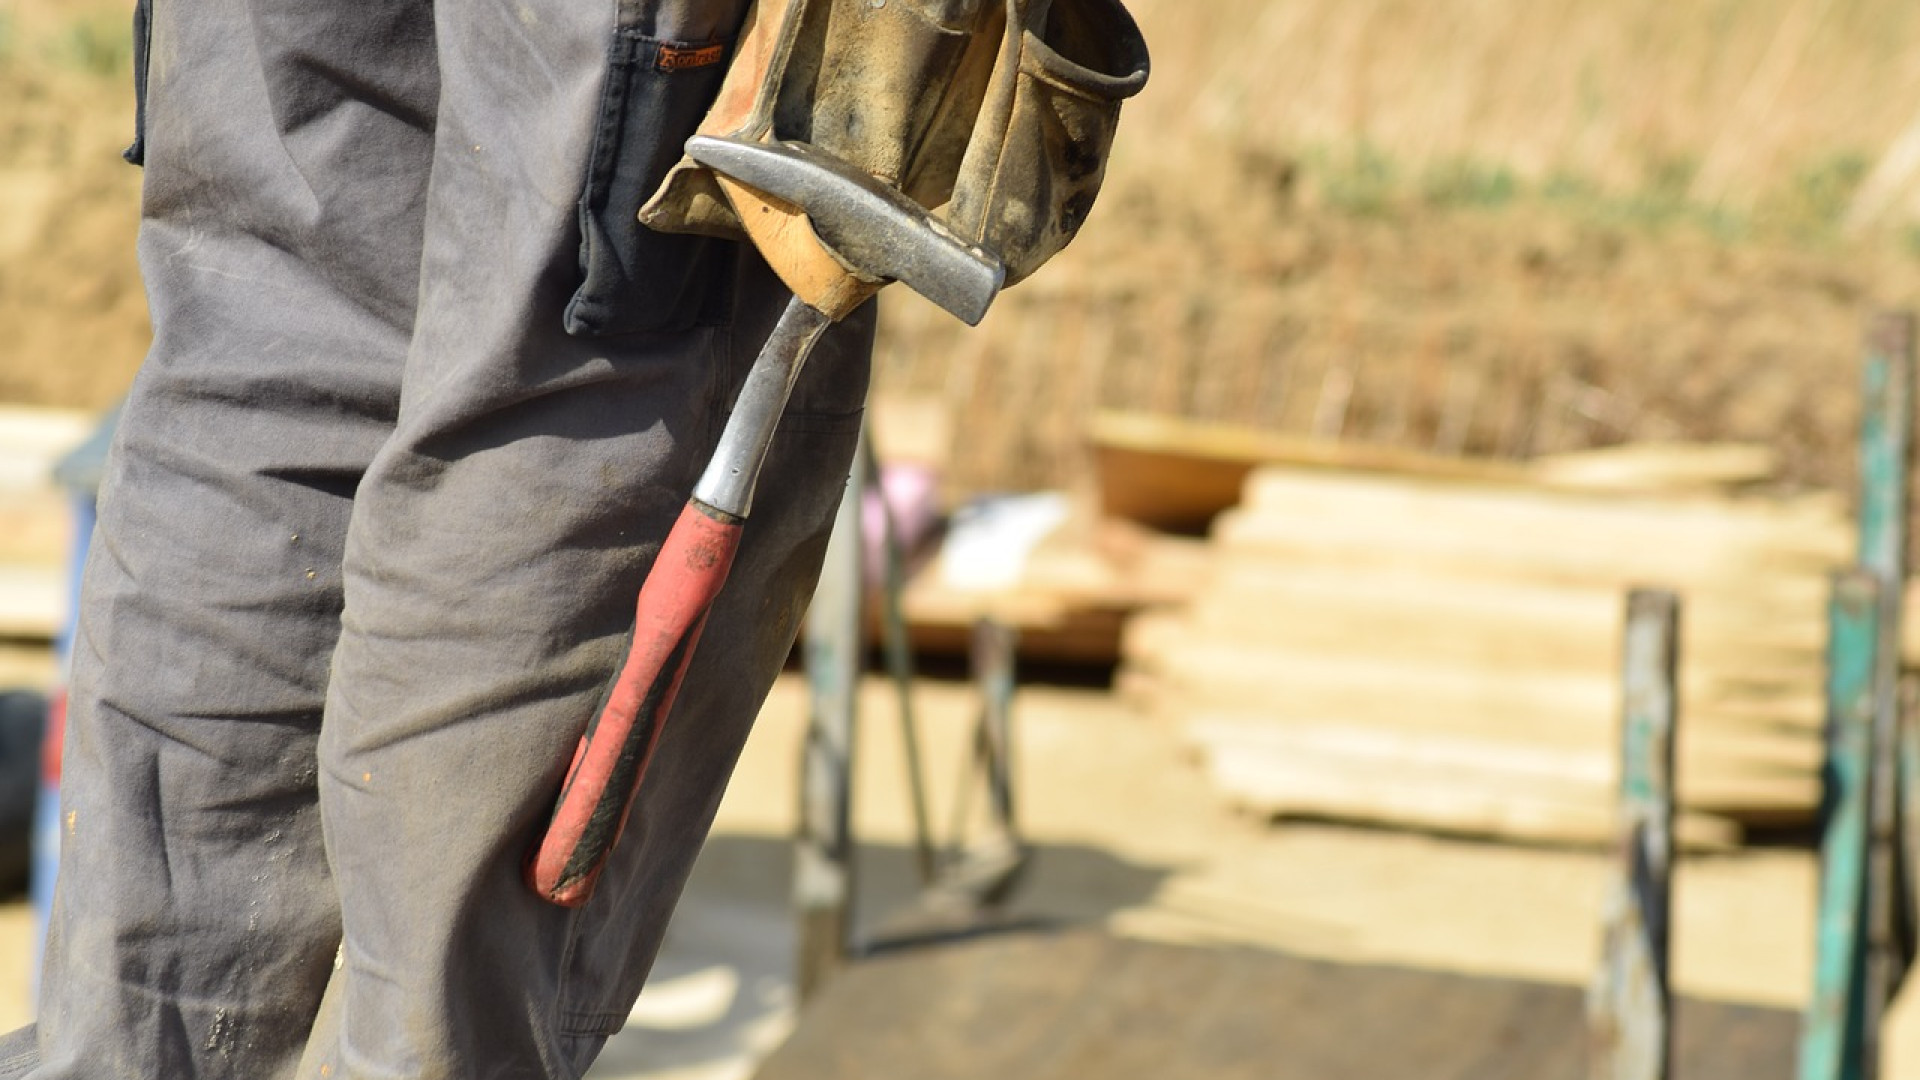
[1856,312,1917,1029]
[1800,570,1883,1080]
[1589,588,1678,1080]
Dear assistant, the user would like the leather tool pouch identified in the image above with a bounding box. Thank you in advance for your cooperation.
[641,0,1147,288]
[946,0,1149,285]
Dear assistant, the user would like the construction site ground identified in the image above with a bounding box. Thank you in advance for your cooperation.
[0,649,1905,1077]
[21,0,1920,1072]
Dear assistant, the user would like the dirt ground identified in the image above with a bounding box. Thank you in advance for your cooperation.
[0,666,1875,1077]
[12,1,1920,1072]
[455,676,1920,1078]
[507,673,1920,1077]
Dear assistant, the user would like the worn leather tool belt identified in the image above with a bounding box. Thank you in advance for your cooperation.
[642,0,1149,304]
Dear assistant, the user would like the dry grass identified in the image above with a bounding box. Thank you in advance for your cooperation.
[11,0,1920,496]
[1121,0,1920,226]
[874,0,1920,497]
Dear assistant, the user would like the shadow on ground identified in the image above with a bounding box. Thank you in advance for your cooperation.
[586,833,1173,1080]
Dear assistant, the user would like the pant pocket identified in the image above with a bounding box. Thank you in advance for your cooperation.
[564,32,738,338]
[123,0,154,166]
[946,0,1150,286]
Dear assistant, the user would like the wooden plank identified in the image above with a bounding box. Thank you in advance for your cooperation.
[1088,410,1536,531]
[1191,727,1739,848]
[0,406,94,494]
[1187,716,1814,825]
[1237,470,1846,546]
[1241,467,1846,533]
[0,487,70,567]
[0,565,64,641]
[1217,504,1847,589]
[1118,451,1864,842]
[1534,443,1778,494]
[1143,640,1823,748]
[1128,620,1829,744]
[1184,706,1819,785]
[1172,565,1827,681]
[1204,557,1831,640]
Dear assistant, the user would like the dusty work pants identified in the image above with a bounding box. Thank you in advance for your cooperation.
[0,0,872,1076]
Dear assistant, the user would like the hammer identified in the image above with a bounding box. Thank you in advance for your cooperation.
[528,136,1004,907]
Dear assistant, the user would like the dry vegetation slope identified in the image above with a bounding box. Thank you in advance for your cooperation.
[11,0,1920,492]
[880,0,1920,494]
[0,1,147,408]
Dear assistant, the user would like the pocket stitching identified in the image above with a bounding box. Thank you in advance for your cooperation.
[563,33,736,339]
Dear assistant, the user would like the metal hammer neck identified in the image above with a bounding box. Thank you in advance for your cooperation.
[692,295,834,519]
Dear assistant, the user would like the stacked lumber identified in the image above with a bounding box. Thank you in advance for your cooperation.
[0,407,90,641]
[1124,445,1860,846]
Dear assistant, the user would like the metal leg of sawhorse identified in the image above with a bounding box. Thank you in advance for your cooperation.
[794,425,1031,1002]
[794,428,868,1002]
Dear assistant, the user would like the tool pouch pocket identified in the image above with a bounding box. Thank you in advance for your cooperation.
[640,0,1148,293]
[642,0,1003,237]
[124,0,154,166]
[944,0,1149,286]
[564,32,737,337]
[781,0,1003,209]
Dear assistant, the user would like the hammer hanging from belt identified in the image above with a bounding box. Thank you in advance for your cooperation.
[528,0,1150,907]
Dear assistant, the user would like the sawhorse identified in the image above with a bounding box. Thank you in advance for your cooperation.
[793,426,1030,1000]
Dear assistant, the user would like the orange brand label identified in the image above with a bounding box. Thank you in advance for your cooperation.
[657,44,725,71]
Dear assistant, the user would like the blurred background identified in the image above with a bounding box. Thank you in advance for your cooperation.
[11,0,1920,1076]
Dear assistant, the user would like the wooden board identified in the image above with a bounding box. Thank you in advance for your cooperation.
[1089,411,1535,532]
[1089,410,1784,533]
[1189,716,1812,839]
[753,930,1796,1080]
[0,565,64,641]
[0,407,90,642]
[0,407,94,494]
[1123,451,1857,839]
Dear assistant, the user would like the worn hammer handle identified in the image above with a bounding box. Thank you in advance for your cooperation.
[526,499,743,907]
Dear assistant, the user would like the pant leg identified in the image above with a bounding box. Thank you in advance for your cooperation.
[294,1,871,1077]
[17,0,441,1078]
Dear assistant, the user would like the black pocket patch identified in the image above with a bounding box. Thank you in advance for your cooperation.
[123,0,153,166]
[564,33,736,338]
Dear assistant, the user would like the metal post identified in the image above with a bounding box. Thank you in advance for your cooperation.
[794,433,866,1001]
[1801,571,1884,1080]
[1857,313,1918,1024]
[973,619,1020,860]
[933,617,1027,910]
[864,438,937,886]
[1590,589,1679,1080]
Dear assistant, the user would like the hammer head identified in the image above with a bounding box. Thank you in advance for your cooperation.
[686,135,1004,326]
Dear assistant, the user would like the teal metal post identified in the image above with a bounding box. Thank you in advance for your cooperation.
[1856,314,1920,1025]
[1589,589,1679,1080]
[1801,571,1885,1080]
[1858,312,1913,1065]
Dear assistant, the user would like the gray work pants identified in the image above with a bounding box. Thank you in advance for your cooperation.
[0,0,871,1076]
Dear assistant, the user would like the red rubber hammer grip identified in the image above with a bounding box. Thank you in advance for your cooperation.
[527,499,743,907]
